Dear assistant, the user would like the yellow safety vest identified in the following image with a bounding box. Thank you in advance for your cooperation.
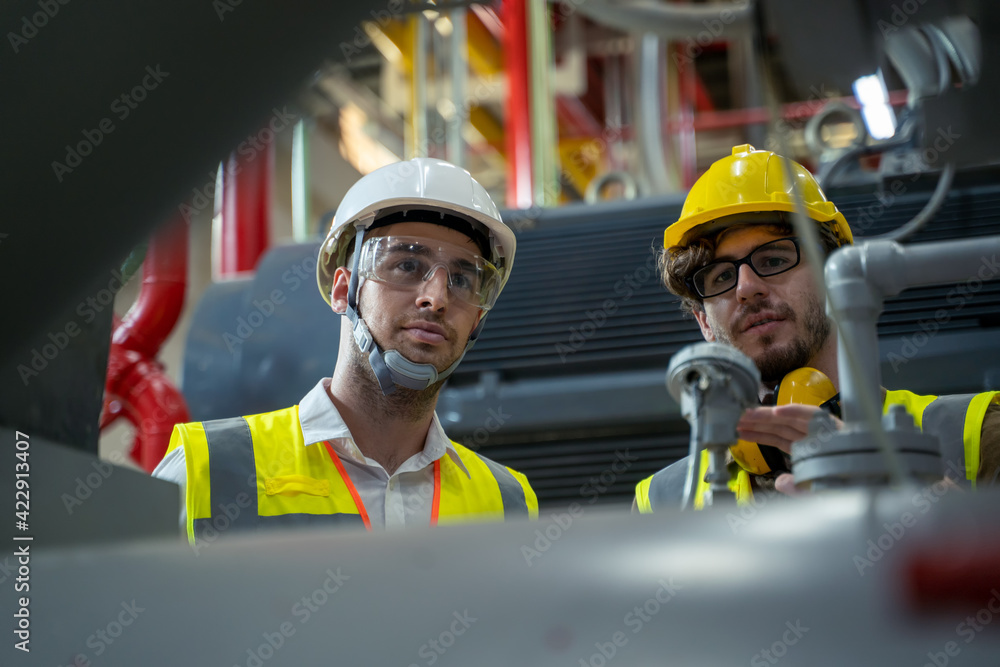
[165,405,538,543]
[635,389,999,513]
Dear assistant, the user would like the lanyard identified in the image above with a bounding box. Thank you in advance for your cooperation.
[322,440,441,530]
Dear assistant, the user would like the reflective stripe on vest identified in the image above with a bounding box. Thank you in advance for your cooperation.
[635,390,997,512]
[884,390,1000,489]
[176,406,536,542]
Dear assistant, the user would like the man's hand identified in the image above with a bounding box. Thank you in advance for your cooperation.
[774,473,802,496]
[738,404,843,497]
[737,404,842,454]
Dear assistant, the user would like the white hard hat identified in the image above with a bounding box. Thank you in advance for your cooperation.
[317,157,516,307]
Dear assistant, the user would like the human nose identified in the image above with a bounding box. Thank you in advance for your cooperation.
[734,262,769,301]
[416,265,450,311]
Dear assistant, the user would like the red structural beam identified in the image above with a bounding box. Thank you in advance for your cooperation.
[555,90,910,141]
[502,0,533,209]
[669,90,910,133]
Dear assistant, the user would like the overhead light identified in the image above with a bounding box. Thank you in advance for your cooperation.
[853,71,897,140]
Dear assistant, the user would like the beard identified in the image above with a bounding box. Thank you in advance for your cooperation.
[344,312,458,421]
[712,295,831,386]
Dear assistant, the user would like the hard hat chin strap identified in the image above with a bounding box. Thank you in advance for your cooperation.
[344,222,484,396]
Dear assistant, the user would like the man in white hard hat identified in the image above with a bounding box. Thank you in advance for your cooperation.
[154,158,537,544]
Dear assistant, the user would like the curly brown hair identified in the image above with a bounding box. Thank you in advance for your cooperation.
[660,215,846,314]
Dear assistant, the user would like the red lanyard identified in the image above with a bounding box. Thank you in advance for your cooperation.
[322,441,441,530]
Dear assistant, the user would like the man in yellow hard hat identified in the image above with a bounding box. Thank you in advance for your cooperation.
[154,158,537,545]
[634,145,1000,511]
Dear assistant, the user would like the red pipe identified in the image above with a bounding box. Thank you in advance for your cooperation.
[216,140,271,278]
[103,350,190,472]
[502,0,533,209]
[112,216,188,358]
[101,216,191,472]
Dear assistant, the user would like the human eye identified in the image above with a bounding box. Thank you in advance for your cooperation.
[708,265,735,285]
[755,245,796,272]
[379,247,427,281]
[760,254,790,268]
[450,265,479,293]
[398,256,430,275]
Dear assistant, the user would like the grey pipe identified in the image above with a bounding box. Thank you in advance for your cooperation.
[826,235,1000,424]
[636,33,673,195]
[447,8,467,168]
[575,0,754,40]
[412,13,429,158]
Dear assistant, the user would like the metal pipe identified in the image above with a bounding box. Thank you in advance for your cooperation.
[677,42,697,188]
[636,34,673,195]
[409,13,429,159]
[756,33,905,484]
[680,387,703,510]
[826,235,1000,426]
[575,0,754,40]
[447,7,468,168]
[291,119,311,242]
[528,0,557,205]
[732,37,766,147]
[605,53,623,169]
[502,0,533,208]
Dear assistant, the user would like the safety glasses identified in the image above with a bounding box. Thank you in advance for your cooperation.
[357,235,502,310]
[689,237,801,298]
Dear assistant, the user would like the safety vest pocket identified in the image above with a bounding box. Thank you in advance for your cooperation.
[264,475,331,497]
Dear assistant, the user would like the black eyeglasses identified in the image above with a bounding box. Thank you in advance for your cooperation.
[688,237,801,298]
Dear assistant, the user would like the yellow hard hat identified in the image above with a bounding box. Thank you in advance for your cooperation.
[664,144,853,249]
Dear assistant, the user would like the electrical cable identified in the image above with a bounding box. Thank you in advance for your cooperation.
[874,162,955,243]
[750,10,908,487]
[819,114,917,191]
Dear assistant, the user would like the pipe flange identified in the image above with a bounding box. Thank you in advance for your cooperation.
[792,427,942,491]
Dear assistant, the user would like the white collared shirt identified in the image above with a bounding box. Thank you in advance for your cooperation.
[152,378,470,529]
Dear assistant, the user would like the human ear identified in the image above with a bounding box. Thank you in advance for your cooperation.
[330,267,352,314]
[693,307,716,342]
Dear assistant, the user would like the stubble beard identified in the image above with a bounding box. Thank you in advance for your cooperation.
[345,324,451,423]
[713,295,832,386]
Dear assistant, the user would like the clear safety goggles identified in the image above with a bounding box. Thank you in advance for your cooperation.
[357,235,502,310]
